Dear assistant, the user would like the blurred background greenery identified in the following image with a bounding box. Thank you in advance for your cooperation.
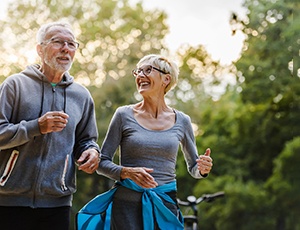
[0,0,299,229]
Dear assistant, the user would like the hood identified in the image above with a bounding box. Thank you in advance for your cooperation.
[22,64,74,86]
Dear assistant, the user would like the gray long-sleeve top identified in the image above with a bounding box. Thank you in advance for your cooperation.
[97,105,204,186]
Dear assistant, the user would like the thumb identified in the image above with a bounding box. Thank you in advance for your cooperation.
[77,151,88,163]
[205,148,211,156]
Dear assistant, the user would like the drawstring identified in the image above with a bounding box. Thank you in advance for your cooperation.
[39,75,67,116]
[39,76,45,117]
[63,87,67,113]
[63,75,67,113]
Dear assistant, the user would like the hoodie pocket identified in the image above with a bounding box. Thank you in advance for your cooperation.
[0,150,19,186]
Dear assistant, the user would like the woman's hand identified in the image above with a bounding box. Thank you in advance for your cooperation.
[196,148,213,176]
[121,167,158,188]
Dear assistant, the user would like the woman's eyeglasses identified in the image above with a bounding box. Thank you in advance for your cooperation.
[132,65,168,77]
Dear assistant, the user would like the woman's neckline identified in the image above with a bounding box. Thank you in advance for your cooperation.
[129,105,177,132]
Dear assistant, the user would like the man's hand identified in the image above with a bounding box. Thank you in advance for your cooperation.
[38,111,69,134]
[77,149,100,174]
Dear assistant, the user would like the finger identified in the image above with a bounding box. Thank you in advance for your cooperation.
[144,177,158,187]
[140,178,157,188]
[77,150,90,163]
[77,157,88,166]
[143,167,154,173]
[143,168,157,184]
[205,148,211,156]
[51,111,69,119]
[81,167,95,174]
[88,163,98,172]
[78,161,94,172]
[53,116,68,125]
[53,120,68,128]
[58,112,69,119]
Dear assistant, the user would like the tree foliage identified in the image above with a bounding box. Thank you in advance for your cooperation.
[0,0,299,229]
[193,0,300,229]
[0,0,169,86]
[232,0,299,181]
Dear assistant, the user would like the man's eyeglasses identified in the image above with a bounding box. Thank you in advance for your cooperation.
[41,38,79,51]
[132,65,168,78]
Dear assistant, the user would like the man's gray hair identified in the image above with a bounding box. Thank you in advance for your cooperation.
[36,21,75,44]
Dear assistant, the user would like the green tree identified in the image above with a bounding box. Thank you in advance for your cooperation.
[0,0,169,85]
[194,0,300,229]
[231,0,300,181]
[266,137,300,230]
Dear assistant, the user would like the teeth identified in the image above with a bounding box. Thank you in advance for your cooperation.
[140,82,149,86]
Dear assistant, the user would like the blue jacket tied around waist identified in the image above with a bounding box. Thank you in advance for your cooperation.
[76,179,184,230]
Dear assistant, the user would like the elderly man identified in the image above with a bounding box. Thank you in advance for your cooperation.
[0,21,100,230]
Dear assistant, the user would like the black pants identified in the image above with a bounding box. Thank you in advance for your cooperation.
[0,206,70,230]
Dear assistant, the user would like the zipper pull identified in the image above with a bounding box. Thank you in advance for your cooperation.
[51,83,57,92]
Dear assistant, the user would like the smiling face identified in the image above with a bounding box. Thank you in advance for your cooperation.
[134,63,170,97]
[134,54,179,96]
[37,26,76,76]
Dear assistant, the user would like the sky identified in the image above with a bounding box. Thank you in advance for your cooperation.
[0,0,247,65]
[134,0,247,65]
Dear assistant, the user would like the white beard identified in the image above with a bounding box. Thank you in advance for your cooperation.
[44,55,73,72]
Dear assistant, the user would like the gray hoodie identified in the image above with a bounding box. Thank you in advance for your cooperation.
[0,64,99,208]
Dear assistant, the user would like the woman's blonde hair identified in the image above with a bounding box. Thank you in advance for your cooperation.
[137,54,179,94]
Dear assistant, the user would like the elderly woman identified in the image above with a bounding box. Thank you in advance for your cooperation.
[77,54,213,230]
